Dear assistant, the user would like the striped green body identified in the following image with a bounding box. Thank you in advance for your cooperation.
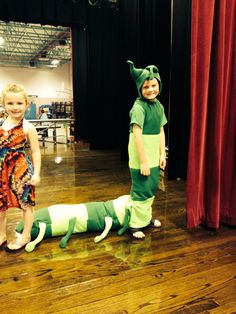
[16,195,130,240]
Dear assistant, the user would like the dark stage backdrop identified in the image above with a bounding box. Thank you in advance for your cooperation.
[85,3,121,149]
[0,0,191,180]
[86,0,172,153]
[0,0,86,26]
[168,0,191,180]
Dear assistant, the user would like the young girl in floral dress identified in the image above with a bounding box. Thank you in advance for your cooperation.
[0,83,41,251]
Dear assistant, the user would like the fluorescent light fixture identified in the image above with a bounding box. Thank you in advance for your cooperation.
[47,64,57,68]
[38,57,49,61]
[51,59,60,65]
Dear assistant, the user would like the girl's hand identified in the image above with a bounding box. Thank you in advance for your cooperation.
[29,174,41,186]
[140,162,150,176]
[160,154,166,170]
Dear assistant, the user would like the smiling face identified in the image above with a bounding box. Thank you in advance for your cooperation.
[141,78,159,101]
[3,92,28,121]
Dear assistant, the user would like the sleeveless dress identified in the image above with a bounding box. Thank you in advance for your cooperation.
[0,119,35,211]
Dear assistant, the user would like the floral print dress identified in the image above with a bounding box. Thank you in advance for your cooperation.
[0,119,35,211]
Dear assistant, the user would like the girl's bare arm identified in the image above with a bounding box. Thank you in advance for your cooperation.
[159,126,166,169]
[25,122,41,185]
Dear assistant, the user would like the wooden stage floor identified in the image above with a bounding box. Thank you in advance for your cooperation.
[0,143,235,314]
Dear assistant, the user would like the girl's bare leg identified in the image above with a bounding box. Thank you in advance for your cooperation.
[7,207,34,250]
[21,206,34,244]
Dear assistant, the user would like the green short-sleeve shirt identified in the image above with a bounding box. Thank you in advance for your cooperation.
[128,98,167,169]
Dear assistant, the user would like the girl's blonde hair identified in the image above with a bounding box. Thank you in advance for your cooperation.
[1,83,29,106]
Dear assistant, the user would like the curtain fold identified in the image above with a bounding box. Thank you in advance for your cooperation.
[186,0,236,228]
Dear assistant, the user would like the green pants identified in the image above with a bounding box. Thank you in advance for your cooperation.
[129,167,160,228]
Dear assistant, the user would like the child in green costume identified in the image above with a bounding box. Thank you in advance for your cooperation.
[127,60,167,239]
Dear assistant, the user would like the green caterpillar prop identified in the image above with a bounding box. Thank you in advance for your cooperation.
[16,195,132,252]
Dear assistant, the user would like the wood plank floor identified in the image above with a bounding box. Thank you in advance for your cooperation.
[0,143,235,314]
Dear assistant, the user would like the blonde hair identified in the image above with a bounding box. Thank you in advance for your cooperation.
[1,83,29,106]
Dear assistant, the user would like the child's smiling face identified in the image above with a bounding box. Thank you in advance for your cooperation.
[4,92,28,120]
[141,78,159,101]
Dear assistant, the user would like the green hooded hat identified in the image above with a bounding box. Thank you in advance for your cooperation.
[127,60,162,97]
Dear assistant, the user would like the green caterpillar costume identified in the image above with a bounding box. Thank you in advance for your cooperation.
[16,195,131,252]
[127,60,167,229]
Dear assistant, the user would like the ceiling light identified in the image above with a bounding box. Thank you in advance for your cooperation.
[51,59,60,65]
[47,64,57,68]
[38,57,50,61]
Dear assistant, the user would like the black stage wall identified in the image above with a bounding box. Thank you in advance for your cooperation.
[0,0,86,26]
[168,0,191,179]
[0,0,191,179]
[86,0,171,153]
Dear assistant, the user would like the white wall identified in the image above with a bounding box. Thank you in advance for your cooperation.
[0,62,72,101]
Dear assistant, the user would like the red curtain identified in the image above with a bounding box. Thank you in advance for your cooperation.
[186,0,236,228]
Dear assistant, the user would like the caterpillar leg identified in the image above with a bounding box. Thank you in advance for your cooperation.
[94,217,113,243]
[25,222,46,252]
